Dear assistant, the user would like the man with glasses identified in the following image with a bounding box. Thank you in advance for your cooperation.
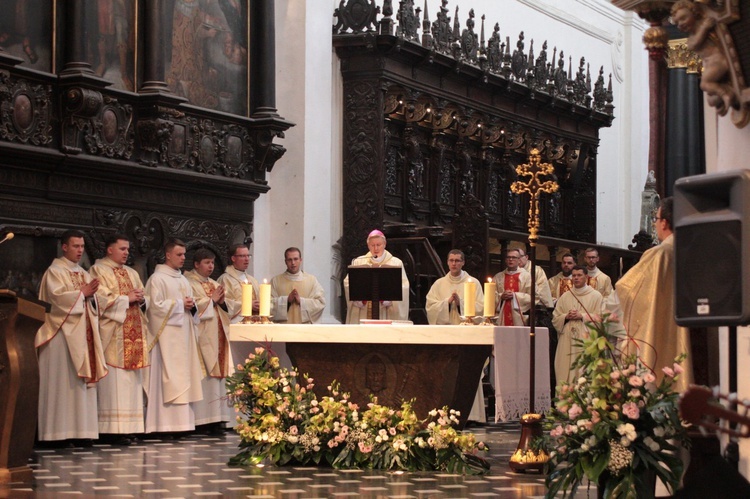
[492,248,532,326]
[217,243,259,323]
[613,197,693,391]
[583,247,613,298]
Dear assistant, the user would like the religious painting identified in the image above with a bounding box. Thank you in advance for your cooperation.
[83,0,137,91]
[0,0,53,71]
[165,0,249,116]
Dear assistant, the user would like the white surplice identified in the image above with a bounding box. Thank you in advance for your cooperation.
[144,264,203,433]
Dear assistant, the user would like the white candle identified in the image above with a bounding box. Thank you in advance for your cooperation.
[464,281,476,317]
[259,280,271,317]
[484,278,497,317]
[241,283,253,317]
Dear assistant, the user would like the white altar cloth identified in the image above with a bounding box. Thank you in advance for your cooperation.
[493,327,551,422]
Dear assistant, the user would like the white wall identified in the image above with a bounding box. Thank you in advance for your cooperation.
[255,0,650,323]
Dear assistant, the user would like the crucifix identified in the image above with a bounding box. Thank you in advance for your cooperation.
[508,148,559,472]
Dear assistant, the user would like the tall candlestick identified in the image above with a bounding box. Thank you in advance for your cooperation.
[259,280,271,317]
[464,281,476,316]
[484,278,497,317]
[241,283,253,317]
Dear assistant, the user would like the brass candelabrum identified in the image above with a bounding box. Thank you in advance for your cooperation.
[508,148,558,473]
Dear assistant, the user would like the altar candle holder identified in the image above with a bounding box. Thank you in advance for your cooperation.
[459,315,476,326]
[480,316,497,326]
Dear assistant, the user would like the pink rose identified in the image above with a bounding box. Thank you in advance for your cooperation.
[591,411,601,423]
[662,366,675,377]
[622,401,640,420]
[568,404,583,420]
[610,371,621,380]
[629,389,641,398]
[673,363,684,375]
[628,375,644,387]
[550,425,564,437]
[643,372,656,383]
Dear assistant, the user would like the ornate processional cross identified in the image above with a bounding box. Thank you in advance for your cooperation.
[507,148,559,471]
[510,148,559,245]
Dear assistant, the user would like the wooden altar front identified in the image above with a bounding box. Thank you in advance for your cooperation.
[229,324,550,429]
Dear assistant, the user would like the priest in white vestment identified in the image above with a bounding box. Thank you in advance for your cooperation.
[492,249,532,326]
[425,249,485,324]
[217,243,260,324]
[186,248,234,431]
[583,247,613,298]
[271,247,325,323]
[344,230,410,323]
[144,238,203,434]
[552,266,604,386]
[90,234,149,443]
[519,249,554,308]
[426,249,487,422]
[36,229,108,442]
[548,252,576,304]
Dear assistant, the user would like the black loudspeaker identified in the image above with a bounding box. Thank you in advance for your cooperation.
[673,170,750,326]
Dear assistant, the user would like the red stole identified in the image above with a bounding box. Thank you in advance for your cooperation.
[113,267,147,369]
[501,273,521,325]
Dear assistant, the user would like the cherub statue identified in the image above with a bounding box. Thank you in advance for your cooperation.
[671,0,736,115]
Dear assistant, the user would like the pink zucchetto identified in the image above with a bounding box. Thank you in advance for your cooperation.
[367,229,385,240]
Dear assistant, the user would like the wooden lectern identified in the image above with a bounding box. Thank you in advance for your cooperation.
[0,290,48,484]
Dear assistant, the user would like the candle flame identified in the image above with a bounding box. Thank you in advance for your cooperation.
[487,277,492,283]
[263,278,268,284]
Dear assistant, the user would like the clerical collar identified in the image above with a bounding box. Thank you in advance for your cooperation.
[571,284,590,295]
[448,271,465,283]
[103,257,123,269]
[61,256,82,270]
[505,268,522,275]
[156,263,183,277]
[284,270,304,281]
[587,267,599,275]
[370,253,386,263]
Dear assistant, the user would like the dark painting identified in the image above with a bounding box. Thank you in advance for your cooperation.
[165,0,249,116]
[0,0,52,71]
[84,0,137,91]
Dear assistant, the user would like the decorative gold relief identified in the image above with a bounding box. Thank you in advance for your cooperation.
[667,38,702,74]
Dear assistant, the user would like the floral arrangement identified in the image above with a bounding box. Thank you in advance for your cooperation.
[540,317,689,498]
[225,346,490,474]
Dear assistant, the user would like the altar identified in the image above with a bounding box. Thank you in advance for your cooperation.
[229,324,550,428]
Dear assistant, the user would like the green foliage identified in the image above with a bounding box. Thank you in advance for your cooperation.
[225,346,490,474]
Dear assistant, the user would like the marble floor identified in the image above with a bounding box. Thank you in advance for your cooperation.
[1,422,585,498]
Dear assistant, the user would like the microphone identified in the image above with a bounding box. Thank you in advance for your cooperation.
[0,232,14,245]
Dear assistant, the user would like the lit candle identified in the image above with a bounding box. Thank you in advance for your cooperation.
[241,283,253,317]
[259,279,271,317]
[484,278,497,317]
[464,281,476,317]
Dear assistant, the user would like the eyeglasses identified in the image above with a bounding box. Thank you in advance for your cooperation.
[506,256,518,260]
